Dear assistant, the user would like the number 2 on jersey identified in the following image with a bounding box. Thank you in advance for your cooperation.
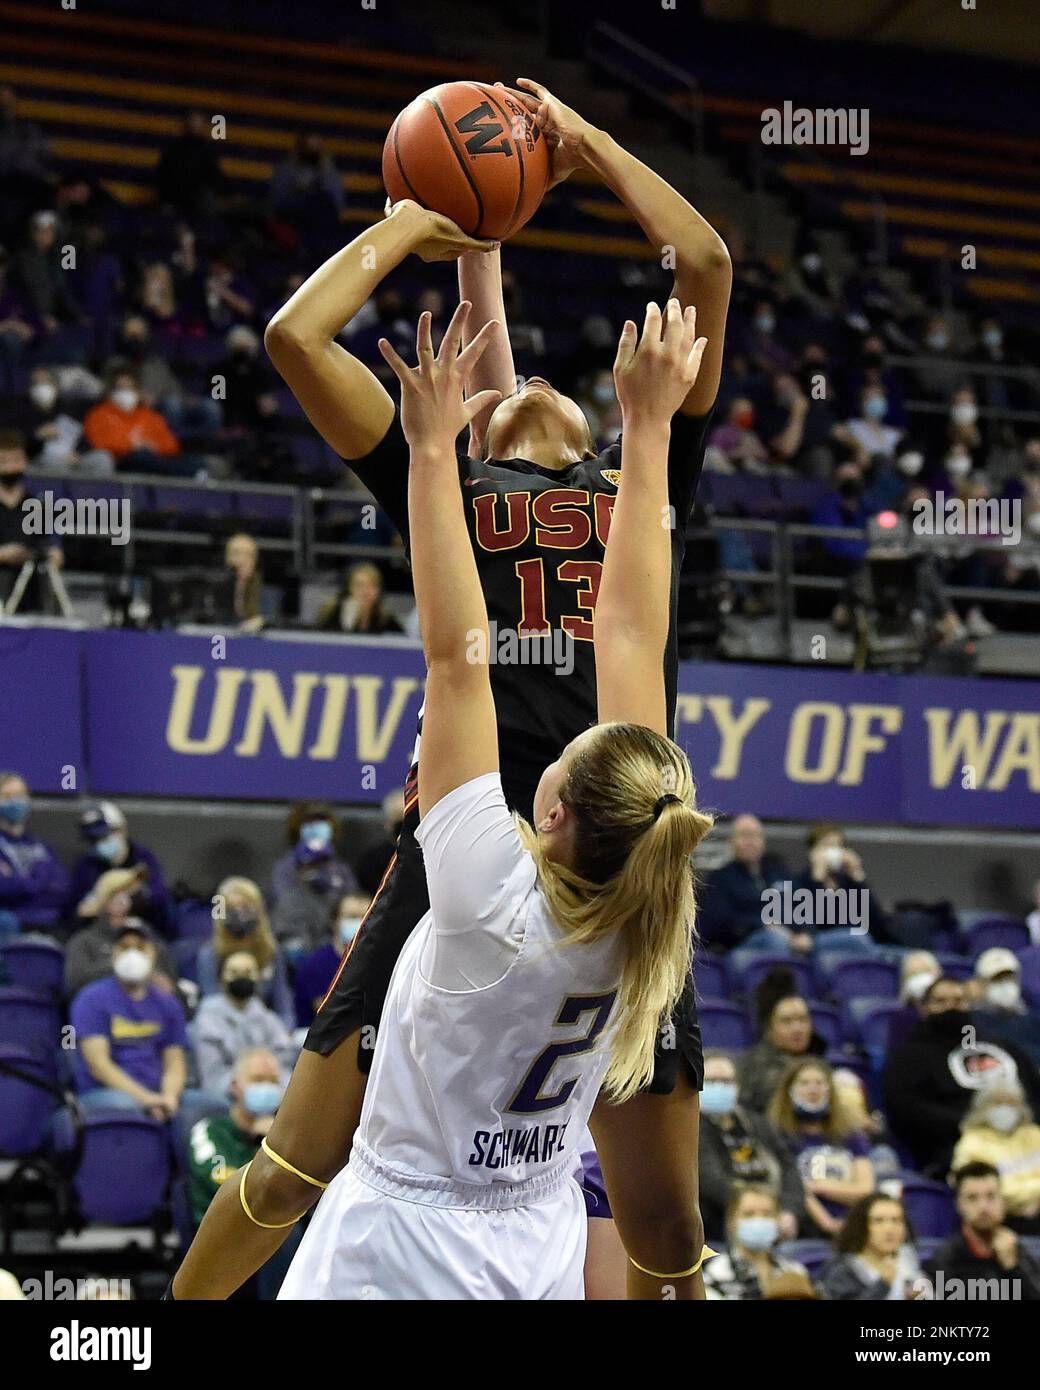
[505,991,617,1115]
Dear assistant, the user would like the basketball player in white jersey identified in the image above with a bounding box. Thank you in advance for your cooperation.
[276,295,714,1299]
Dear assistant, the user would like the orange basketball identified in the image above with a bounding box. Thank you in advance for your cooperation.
[383,81,550,241]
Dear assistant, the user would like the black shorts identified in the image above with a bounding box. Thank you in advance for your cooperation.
[304,766,704,1094]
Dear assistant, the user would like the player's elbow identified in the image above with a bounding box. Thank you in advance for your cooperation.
[243,1149,326,1227]
[677,235,731,283]
[264,313,314,368]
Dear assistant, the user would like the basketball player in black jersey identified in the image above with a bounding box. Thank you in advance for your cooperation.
[173,79,730,1299]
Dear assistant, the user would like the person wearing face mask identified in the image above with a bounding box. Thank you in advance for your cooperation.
[70,924,191,1118]
[68,801,171,935]
[884,976,1040,1176]
[972,949,1040,1064]
[698,1050,804,1244]
[737,970,828,1115]
[768,1058,875,1238]
[0,769,69,939]
[835,386,903,466]
[196,876,295,1029]
[294,892,372,1028]
[745,298,793,375]
[790,822,887,950]
[271,836,356,953]
[703,1185,813,1300]
[946,386,982,453]
[213,324,279,433]
[0,433,64,609]
[926,1162,1040,1298]
[271,801,357,904]
[809,462,871,573]
[861,444,924,515]
[577,368,623,450]
[913,314,960,402]
[82,369,197,477]
[194,951,297,1094]
[65,866,177,999]
[185,1047,303,1297]
[886,949,942,1052]
[951,1082,1040,1234]
[707,395,769,471]
[819,1194,923,1301]
[12,367,100,473]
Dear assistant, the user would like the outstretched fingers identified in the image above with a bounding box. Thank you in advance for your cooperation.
[377,335,412,383]
[613,319,638,376]
[438,299,472,365]
[455,317,499,379]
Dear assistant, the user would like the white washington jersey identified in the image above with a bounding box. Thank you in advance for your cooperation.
[279,772,622,1300]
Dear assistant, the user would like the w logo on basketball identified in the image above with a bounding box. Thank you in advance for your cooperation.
[455,102,513,158]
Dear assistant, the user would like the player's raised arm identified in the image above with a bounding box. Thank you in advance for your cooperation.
[265,201,495,460]
[508,79,730,418]
[594,299,707,735]
[378,303,503,817]
[457,248,517,459]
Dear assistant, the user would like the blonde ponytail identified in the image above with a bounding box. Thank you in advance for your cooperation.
[518,723,714,1103]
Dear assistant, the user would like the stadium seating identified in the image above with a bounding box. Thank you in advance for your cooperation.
[72,1113,172,1226]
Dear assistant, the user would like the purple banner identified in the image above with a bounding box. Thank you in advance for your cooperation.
[0,627,84,792]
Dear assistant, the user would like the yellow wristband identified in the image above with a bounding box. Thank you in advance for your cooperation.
[238,1160,305,1230]
[261,1137,329,1191]
[629,1244,718,1280]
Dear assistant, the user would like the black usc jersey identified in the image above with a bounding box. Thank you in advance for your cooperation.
[348,410,710,818]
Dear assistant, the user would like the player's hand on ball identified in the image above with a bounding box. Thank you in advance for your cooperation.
[505,78,593,189]
[613,299,707,422]
[384,198,499,262]
[378,301,503,452]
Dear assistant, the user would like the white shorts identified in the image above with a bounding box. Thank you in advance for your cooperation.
[277,1138,587,1301]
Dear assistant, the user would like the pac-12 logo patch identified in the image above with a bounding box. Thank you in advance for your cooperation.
[600,469,621,487]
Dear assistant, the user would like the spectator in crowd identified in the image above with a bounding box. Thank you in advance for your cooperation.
[65,866,176,999]
[0,769,69,938]
[704,1185,812,1301]
[193,950,297,1095]
[196,876,293,1027]
[315,561,403,635]
[185,1047,301,1297]
[0,85,52,185]
[698,813,789,951]
[204,251,255,334]
[951,1080,1040,1235]
[293,890,370,1027]
[834,384,903,466]
[68,801,171,935]
[14,210,82,338]
[214,531,264,632]
[706,396,769,472]
[271,131,343,225]
[576,368,622,450]
[155,110,226,215]
[743,298,793,375]
[3,367,98,472]
[818,1194,923,1300]
[768,1058,875,1237]
[213,324,277,435]
[271,833,356,952]
[70,923,190,1117]
[886,948,942,1051]
[699,1049,804,1244]
[1028,879,1040,946]
[884,976,1040,1176]
[271,800,357,904]
[790,821,886,949]
[861,443,922,516]
[926,1163,1040,1299]
[82,368,193,476]
[354,788,404,897]
[913,314,961,402]
[0,432,64,610]
[832,1065,900,1177]
[810,462,870,571]
[971,947,1040,1064]
[737,970,827,1114]
[107,313,221,440]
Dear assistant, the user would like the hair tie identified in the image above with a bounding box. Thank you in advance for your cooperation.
[653,793,683,820]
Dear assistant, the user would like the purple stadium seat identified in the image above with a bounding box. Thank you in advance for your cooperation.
[699,999,753,1051]
[775,1239,832,1277]
[174,900,217,940]
[0,940,64,999]
[1020,947,1040,1009]
[808,1003,843,1049]
[965,918,1031,957]
[848,998,904,1057]
[73,1114,171,1225]
[820,956,899,1003]
[0,988,61,1065]
[935,952,974,982]
[0,1046,58,1156]
[894,1174,957,1240]
[695,955,729,999]
[730,950,816,1002]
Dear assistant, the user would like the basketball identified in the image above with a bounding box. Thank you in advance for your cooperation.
[382,80,551,240]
